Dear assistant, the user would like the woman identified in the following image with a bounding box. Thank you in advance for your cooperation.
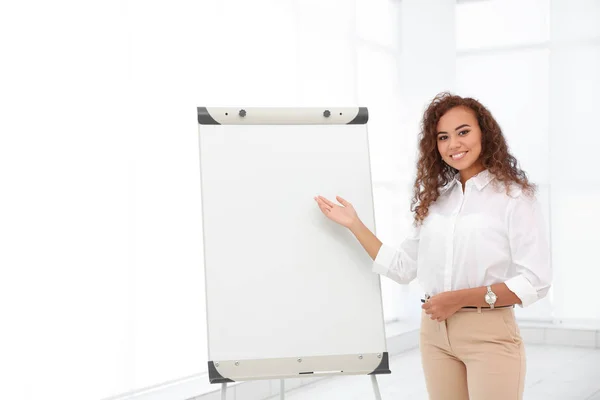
[314,92,552,400]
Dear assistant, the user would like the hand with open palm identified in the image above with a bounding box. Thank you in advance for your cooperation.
[314,195,360,229]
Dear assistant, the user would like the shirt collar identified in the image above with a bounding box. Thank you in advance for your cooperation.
[440,169,494,194]
[471,169,495,190]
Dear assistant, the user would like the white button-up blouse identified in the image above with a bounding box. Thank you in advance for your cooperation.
[372,170,552,307]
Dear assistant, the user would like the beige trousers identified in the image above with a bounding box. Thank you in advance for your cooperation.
[419,307,526,400]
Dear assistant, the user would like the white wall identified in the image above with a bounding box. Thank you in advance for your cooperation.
[548,0,600,322]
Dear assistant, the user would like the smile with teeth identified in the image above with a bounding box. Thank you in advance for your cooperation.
[450,151,467,160]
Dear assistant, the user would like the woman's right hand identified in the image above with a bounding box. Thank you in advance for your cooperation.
[314,195,360,229]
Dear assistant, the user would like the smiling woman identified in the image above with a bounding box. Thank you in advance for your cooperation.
[315,92,552,400]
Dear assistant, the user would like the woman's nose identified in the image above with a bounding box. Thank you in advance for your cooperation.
[448,136,460,149]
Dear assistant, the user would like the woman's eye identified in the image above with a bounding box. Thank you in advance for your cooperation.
[438,135,448,141]
[459,130,470,136]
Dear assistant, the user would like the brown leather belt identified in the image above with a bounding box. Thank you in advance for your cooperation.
[420,298,514,310]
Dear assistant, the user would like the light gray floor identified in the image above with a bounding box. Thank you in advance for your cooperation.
[273,344,600,400]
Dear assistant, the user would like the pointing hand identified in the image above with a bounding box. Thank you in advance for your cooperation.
[314,195,360,229]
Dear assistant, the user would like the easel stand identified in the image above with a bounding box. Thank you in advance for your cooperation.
[220,374,383,399]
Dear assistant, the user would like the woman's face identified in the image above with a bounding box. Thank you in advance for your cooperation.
[436,106,484,177]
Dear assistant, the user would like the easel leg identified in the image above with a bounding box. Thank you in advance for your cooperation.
[221,382,227,400]
[370,375,382,400]
[280,379,285,399]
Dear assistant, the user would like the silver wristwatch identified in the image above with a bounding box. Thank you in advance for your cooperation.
[484,285,497,309]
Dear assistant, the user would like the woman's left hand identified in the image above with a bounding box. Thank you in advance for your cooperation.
[422,291,464,322]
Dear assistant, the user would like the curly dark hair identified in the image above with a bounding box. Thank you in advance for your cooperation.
[411,92,535,225]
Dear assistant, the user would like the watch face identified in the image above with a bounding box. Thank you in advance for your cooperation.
[485,292,497,304]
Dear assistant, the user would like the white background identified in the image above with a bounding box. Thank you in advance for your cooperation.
[1,0,599,399]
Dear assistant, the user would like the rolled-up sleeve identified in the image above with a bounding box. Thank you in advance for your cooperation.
[505,193,552,307]
[372,224,420,284]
